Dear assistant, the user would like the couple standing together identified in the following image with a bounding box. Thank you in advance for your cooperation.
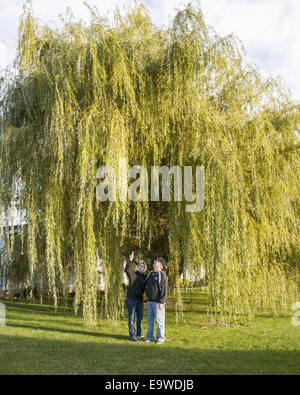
[124,252,168,344]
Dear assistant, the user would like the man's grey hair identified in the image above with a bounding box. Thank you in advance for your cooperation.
[154,257,166,268]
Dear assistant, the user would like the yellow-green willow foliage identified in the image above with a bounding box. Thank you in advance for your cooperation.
[0,2,299,325]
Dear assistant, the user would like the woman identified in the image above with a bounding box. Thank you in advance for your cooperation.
[124,251,147,341]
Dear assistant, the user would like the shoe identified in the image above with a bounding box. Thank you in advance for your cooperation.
[156,339,165,344]
[146,339,153,343]
[136,335,145,340]
[131,337,138,342]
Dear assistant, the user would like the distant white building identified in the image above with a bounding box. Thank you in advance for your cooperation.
[0,223,131,296]
[180,266,206,283]
[65,255,129,294]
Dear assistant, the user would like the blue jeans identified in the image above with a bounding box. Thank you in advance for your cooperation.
[146,301,165,342]
[125,297,144,339]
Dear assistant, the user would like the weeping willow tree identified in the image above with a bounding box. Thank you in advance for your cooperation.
[0,2,299,326]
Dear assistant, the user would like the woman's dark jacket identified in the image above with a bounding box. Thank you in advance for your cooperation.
[124,261,146,302]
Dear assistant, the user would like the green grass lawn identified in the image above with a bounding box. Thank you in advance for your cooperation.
[0,289,299,375]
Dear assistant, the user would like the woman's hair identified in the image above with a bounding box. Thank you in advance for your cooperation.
[139,260,147,272]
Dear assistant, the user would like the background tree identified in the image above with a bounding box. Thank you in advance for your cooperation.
[0,2,299,326]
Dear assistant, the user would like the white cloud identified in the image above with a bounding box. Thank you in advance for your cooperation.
[0,0,299,100]
[197,0,300,100]
[144,0,300,101]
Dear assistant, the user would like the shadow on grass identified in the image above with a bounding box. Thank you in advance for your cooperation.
[0,332,299,375]
[6,322,128,341]
[1,300,73,314]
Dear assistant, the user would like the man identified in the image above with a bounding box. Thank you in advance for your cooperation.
[124,251,147,342]
[145,257,168,344]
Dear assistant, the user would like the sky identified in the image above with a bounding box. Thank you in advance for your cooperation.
[0,0,299,102]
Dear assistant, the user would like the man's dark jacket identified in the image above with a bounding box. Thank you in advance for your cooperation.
[124,261,146,302]
[145,270,168,303]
